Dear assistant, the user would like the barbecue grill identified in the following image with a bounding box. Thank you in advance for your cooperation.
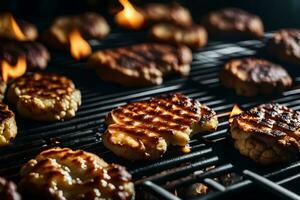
[1,15,300,200]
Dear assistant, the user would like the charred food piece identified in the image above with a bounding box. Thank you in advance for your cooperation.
[0,77,6,102]
[219,58,292,96]
[141,3,192,26]
[0,103,17,146]
[0,12,38,41]
[19,147,134,200]
[0,177,21,200]
[230,103,300,164]
[268,29,300,65]
[149,23,208,48]
[103,93,218,160]
[87,43,192,86]
[0,40,50,70]
[43,12,110,49]
[7,73,81,121]
[202,8,264,39]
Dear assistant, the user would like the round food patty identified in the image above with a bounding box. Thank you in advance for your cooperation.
[202,7,264,39]
[7,72,81,121]
[19,147,134,200]
[0,40,50,70]
[0,103,17,146]
[43,12,110,49]
[268,29,300,65]
[219,58,292,96]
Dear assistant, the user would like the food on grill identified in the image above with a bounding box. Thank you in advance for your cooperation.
[87,43,192,86]
[0,12,38,41]
[230,103,300,164]
[43,12,110,49]
[0,78,6,102]
[268,29,300,65]
[149,23,208,48]
[7,72,81,121]
[103,93,218,160]
[219,58,292,96]
[0,40,50,70]
[141,3,192,26]
[0,177,21,200]
[0,104,17,146]
[202,8,264,39]
[19,147,134,200]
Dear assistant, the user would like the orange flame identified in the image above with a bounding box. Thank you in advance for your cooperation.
[69,29,92,60]
[229,105,244,123]
[115,0,144,30]
[0,13,26,41]
[1,57,27,82]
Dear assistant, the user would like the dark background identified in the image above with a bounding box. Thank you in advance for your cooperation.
[0,0,300,31]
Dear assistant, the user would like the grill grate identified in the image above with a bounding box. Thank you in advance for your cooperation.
[0,31,300,200]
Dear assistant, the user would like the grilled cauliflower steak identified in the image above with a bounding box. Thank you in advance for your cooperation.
[230,103,300,165]
[103,93,218,160]
[219,58,292,96]
[149,23,208,48]
[7,72,81,121]
[87,43,192,87]
[0,104,17,146]
[0,177,21,200]
[19,147,134,200]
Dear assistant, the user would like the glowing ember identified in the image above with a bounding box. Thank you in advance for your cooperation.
[229,105,244,123]
[69,29,92,60]
[1,57,27,82]
[0,13,26,41]
[115,0,144,30]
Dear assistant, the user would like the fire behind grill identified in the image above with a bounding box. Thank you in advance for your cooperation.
[0,26,300,200]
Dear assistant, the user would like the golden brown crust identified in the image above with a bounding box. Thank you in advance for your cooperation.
[0,12,38,41]
[230,103,300,164]
[202,8,264,39]
[268,29,300,65]
[0,177,21,200]
[103,93,218,160]
[19,147,134,200]
[0,103,17,147]
[87,43,192,87]
[149,23,208,48]
[43,12,110,49]
[141,3,192,26]
[219,58,292,96]
[7,72,81,121]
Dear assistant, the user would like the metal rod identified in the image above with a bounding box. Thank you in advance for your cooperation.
[243,170,300,200]
[204,178,226,191]
[143,181,181,200]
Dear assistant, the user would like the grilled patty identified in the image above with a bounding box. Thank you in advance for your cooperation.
[87,43,192,86]
[0,177,21,200]
[268,29,300,65]
[0,40,50,70]
[19,147,134,200]
[230,103,300,164]
[0,12,38,41]
[202,8,264,39]
[0,103,17,147]
[103,93,218,160]
[7,72,81,121]
[43,12,110,49]
[141,3,192,26]
[219,58,292,96]
[149,23,208,48]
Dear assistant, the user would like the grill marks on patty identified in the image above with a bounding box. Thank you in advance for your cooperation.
[103,94,218,160]
[233,104,300,149]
